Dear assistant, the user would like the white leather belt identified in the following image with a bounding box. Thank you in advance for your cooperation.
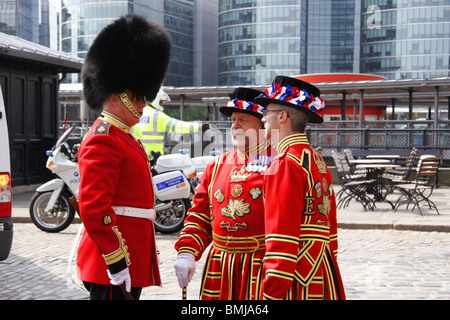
[112,206,155,221]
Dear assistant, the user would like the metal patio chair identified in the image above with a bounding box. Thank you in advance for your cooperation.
[343,148,366,176]
[393,156,441,215]
[383,147,418,182]
[332,150,376,211]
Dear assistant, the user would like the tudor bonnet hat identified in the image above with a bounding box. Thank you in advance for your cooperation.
[255,76,325,123]
[219,88,264,119]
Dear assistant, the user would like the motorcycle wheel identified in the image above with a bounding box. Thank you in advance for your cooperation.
[29,191,75,233]
[154,198,191,233]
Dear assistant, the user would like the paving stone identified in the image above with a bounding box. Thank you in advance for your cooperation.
[1,224,449,300]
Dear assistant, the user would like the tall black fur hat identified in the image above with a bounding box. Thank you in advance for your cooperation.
[82,15,172,111]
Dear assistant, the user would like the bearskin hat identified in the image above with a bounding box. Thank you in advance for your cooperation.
[82,15,172,111]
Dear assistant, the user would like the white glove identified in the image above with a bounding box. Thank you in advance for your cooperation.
[107,267,131,292]
[173,252,196,288]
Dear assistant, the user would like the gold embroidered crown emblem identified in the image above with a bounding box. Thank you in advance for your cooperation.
[230,165,252,182]
[313,151,327,174]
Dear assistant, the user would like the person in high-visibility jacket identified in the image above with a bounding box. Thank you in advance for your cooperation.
[132,89,204,163]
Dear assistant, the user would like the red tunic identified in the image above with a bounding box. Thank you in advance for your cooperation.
[175,141,275,300]
[260,133,345,300]
[77,114,160,287]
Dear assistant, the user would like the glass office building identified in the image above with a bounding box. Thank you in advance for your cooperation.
[219,0,450,85]
[6,0,450,86]
[61,0,194,86]
[218,0,306,85]
[361,0,450,79]
[164,0,195,86]
[306,0,359,74]
[0,0,40,44]
[218,0,360,85]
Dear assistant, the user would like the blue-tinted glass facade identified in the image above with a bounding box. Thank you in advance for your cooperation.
[220,0,450,85]
[218,0,306,85]
[164,0,195,86]
[306,0,358,74]
[361,0,450,79]
[6,0,449,86]
[0,0,39,43]
[218,0,359,85]
[60,0,194,86]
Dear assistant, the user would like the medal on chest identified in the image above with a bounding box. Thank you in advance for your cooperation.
[246,155,273,172]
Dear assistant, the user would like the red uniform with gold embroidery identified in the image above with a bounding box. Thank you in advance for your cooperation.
[77,114,160,287]
[175,142,275,300]
[260,133,345,300]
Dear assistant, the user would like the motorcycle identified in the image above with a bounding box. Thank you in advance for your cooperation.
[30,125,201,233]
[151,152,198,233]
[29,125,80,232]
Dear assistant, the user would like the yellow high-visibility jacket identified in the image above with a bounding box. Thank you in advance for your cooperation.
[132,106,201,156]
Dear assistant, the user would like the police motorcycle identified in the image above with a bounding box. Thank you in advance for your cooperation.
[29,125,80,233]
[30,124,200,233]
[151,151,199,233]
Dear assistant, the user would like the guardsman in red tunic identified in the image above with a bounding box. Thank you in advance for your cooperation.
[76,15,171,300]
[173,88,276,300]
[254,76,346,300]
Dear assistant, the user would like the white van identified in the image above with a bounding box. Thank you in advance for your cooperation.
[0,86,13,261]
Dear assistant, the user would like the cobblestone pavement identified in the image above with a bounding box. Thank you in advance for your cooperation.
[1,223,449,300]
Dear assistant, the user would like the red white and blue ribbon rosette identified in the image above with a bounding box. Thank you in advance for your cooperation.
[261,83,325,114]
[227,99,264,116]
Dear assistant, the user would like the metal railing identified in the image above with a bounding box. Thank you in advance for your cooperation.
[307,126,450,150]
[58,119,450,166]
[306,120,450,167]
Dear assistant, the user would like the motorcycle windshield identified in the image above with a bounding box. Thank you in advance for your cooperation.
[54,125,76,150]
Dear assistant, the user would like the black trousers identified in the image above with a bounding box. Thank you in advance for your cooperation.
[83,281,142,300]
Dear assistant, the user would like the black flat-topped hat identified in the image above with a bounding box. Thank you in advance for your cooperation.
[255,76,325,123]
[220,88,264,119]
